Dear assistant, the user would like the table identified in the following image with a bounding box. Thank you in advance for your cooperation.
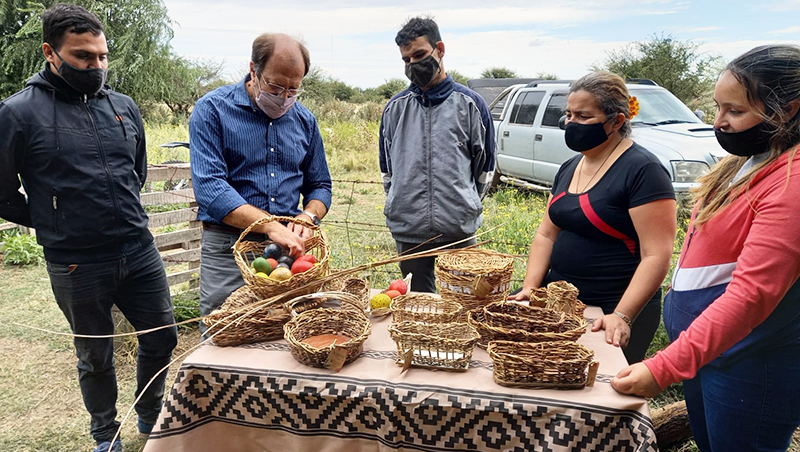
[143,305,657,452]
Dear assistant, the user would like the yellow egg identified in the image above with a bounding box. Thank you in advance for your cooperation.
[269,267,293,281]
[255,272,269,279]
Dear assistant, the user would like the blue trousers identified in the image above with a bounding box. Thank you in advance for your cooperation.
[682,343,800,452]
[47,241,177,443]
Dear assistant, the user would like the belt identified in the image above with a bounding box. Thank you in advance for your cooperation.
[201,222,270,241]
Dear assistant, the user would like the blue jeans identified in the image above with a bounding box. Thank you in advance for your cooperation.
[47,240,177,443]
[682,343,800,451]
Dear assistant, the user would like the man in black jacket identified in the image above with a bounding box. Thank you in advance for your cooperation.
[0,5,177,452]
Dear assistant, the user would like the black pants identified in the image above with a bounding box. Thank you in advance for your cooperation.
[395,238,477,293]
[47,241,178,443]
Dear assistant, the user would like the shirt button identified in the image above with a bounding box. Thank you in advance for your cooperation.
[270,198,275,202]
[270,173,275,177]
[270,148,275,152]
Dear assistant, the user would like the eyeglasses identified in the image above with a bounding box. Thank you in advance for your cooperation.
[256,76,304,97]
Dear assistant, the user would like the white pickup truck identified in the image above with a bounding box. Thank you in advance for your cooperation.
[483,80,727,207]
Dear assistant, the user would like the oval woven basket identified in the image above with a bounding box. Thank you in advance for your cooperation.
[285,291,366,314]
[388,321,480,372]
[487,340,599,389]
[467,308,588,348]
[435,249,514,317]
[528,282,587,317]
[202,285,292,347]
[283,303,372,369]
[321,273,370,309]
[234,215,330,299]
[390,293,462,324]
[483,302,565,332]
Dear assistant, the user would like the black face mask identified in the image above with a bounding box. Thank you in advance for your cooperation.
[405,52,440,89]
[52,48,107,95]
[564,117,614,152]
[714,121,775,157]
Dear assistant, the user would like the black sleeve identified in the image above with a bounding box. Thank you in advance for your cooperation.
[0,103,33,227]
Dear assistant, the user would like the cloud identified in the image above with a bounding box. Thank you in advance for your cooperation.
[770,26,800,34]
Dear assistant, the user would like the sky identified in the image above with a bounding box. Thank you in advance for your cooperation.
[161,0,800,89]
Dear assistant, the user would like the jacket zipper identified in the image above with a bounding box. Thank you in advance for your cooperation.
[81,96,120,225]
[51,189,59,234]
[426,94,434,231]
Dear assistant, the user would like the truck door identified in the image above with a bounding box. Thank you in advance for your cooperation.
[496,90,545,180]
[533,93,570,184]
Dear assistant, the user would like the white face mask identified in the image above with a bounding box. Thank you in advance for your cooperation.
[254,77,296,119]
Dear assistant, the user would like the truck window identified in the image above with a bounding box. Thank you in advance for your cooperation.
[541,94,567,128]
[509,91,545,126]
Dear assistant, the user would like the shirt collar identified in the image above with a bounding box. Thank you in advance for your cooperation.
[234,73,257,109]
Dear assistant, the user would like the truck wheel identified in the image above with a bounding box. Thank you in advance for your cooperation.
[490,170,503,190]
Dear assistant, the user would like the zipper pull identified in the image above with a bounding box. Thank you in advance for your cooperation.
[83,94,88,103]
[52,196,58,210]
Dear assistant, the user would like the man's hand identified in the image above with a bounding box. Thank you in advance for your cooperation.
[591,314,631,349]
[289,213,316,239]
[263,224,305,257]
[611,363,661,398]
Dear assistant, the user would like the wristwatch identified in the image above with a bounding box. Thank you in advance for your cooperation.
[302,210,320,226]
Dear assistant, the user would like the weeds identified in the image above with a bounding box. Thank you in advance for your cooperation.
[1,233,44,266]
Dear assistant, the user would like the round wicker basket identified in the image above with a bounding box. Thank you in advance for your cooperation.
[487,340,598,389]
[321,273,370,309]
[202,285,292,347]
[388,321,480,371]
[390,293,462,324]
[283,300,371,369]
[435,249,514,316]
[234,216,330,299]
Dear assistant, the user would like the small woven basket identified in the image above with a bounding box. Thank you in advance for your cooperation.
[390,293,462,324]
[487,340,599,389]
[388,321,480,371]
[467,308,588,348]
[529,287,549,308]
[285,291,366,314]
[234,215,330,299]
[202,285,292,347]
[528,282,587,317]
[321,273,370,309]
[284,296,371,369]
[436,249,514,317]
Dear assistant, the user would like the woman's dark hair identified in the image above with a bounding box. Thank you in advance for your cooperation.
[42,3,104,51]
[725,44,800,152]
[570,71,632,137]
[395,16,441,47]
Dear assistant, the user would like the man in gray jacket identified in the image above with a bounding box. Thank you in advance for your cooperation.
[379,16,496,293]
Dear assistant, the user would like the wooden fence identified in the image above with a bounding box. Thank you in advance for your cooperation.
[0,162,200,293]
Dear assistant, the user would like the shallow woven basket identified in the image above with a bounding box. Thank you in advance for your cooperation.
[435,249,514,317]
[234,215,330,299]
[283,301,372,369]
[388,321,480,371]
[390,293,462,324]
[203,285,292,347]
[468,308,588,348]
[487,340,599,389]
[285,291,366,314]
[483,302,564,332]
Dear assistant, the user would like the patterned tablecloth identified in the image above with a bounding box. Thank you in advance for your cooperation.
[143,305,657,452]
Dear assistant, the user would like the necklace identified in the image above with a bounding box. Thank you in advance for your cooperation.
[575,137,624,192]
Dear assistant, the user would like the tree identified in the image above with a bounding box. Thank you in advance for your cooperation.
[0,0,224,119]
[535,71,559,80]
[592,34,720,106]
[374,78,408,99]
[447,69,470,86]
[481,67,518,79]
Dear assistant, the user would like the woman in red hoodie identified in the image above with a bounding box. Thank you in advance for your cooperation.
[612,44,800,452]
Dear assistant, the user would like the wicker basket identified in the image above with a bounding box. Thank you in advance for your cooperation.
[367,273,412,318]
[390,293,462,324]
[322,273,370,308]
[283,300,371,370]
[528,282,587,317]
[436,249,514,317]
[483,302,564,332]
[285,291,366,314]
[467,308,588,348]
[487,340,599,389]
[388,321,480,371]
[203,285,292,346]
[529,287,549,308]
[234,215,330,299]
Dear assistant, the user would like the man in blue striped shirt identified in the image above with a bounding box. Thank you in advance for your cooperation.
[190,33,332,325]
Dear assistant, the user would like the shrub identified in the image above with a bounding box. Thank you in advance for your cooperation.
[1,233,44,266]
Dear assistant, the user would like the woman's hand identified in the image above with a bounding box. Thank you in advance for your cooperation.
[611,363,661,398]
[592,313,631,348]
[509,286,533,301]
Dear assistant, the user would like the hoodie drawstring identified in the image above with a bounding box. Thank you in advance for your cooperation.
[105,95,128,141]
